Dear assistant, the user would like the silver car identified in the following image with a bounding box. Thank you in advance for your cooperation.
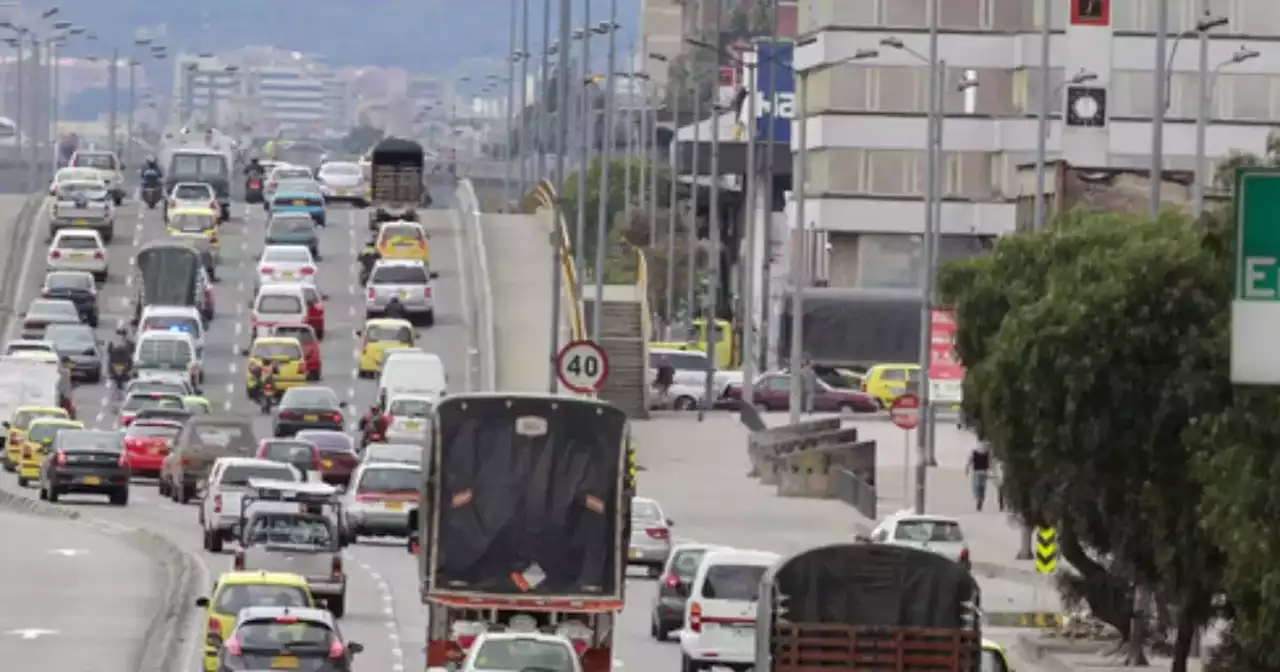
[167,182,217,214]
[48,179,114,241]
[255,244,317,294]
[317,161,368,205]
[343,462,420,541]
[364,259,438,326]
[21,298,82,339]
[629,496,674,577]
[360,442,420,466]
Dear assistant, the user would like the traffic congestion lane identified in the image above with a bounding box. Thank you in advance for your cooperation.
[0,198,423,672]
[0,509,159,671]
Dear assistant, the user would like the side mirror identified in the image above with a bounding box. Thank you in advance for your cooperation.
[667,518,675,527]
[429,271,440,279]
[194,596,209,608]
[354,330,362,337]
[321,293,330,301]
[348,642,364,654]
[239,347,250,356]
[338,401,348,408]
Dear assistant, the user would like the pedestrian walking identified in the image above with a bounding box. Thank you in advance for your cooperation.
[799,353,817,414]
[965,440,992,511]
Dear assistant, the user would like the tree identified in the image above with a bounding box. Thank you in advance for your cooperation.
[561,157,673,266]
[938,211,1228,671]
[342,125,384,154]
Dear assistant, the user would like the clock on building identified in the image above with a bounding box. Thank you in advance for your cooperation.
[1066,86,1107,127]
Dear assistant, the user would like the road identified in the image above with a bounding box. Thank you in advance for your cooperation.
[0,191,472,671]
[0,509,159,670]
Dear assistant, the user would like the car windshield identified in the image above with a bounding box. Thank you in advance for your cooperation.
[122,394,185,412]
[13,410,64,429]
[7,343,52,354]
[272,326,316,345]
[388,399,431,417]
[45,324,96,351]
[366,444,418,464]
[27,301,78,320]
[269,217,315,234]
[45,272,93,290]
[246,514,334,546]
[221,464,297,486]
[28,422,74,444]
[252,342,302,360]
[213,584,310,615]
[258,295,303,314]
[381,224,424,242]
[174,184,213,199]
[235,619,333,650]
[357,467,419,493]
[128,382,186,397]
[671,549,711,580]
[59,431,121,453]
[700,564,767,601]
[74,153,117,169]
[275,169,312,181]
[295,431,354,454]
[57,181,106,196]
[632,499,663,522]
[472,639,575,672]
[172,155,226,176]
[894,519,965,543]
[263,247,311,263]
[135,338,193,368]
[262,441,313,462]
[321,163,360,176]
[55,234,100,250]
[282,388,339,408]
[193,423,251,450]
[185,399,211,414]
[365,325,412,342]
[125,422,182,439]
[141,315,201,335]
[170,214,214,232]
[371,265,428,284]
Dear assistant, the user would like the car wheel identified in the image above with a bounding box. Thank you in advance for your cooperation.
[109,488,129,506]
[421,310,435,327]
[16,475,28,487]
[681,655,700,672]
[37,483,47,500]
[839,403,855,413]
[46,487,59,503]
[754,403,770,413]
[673,396,697,411]
[328,594,346,618]
[647,565,662,578]
[315,328,325,340]
[89,314,99,328]
[177,482,191,504]
[202,527,221,552]
[157,477,169,496]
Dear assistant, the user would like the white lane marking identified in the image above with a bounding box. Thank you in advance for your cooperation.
[233,321,242,337]
[346,386,355,400]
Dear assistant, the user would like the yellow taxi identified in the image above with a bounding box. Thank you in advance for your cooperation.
[2,405,70,473]
[195,571,316,672]
[166,207,220,249]
[863,363,920,408]
[376,221,429,262]
[242,337,309,395]
[183,396,212,415]
[982,638,1015,671]
[17,417,84,486]
[356,318,416,377]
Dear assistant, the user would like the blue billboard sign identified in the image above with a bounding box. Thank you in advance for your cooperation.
[755,42,795,143]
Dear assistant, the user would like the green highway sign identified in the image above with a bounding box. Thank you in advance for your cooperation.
[1232,167,1280,384]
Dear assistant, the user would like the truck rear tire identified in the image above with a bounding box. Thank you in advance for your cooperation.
[203,527,223,553]
[681,655,701,672]
[328,594,346,618]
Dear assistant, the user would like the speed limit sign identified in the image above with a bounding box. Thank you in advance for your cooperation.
[556,340,609,393]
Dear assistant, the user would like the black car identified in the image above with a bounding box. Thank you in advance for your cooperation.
[274,386,347,438]
[42,270,99,327]
[214,606,362,672]
[265,212,321,259]
[38,429,130,505]
[45,323,102,383]
[650,544,717,640]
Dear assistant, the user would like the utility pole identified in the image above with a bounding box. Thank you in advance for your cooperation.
[785,67,808,423]
[14,39,23,190]
[537,0,551,182]
[666,82,680,329]
[126,60,137,166]
[699,101,722,420]
[107,48,118,151]
[504,0,517,208]
[686,73,701,331]
[1150,0,1169,214]
[547,0,572,393]
[623,40,635,221]
[646,75,659,262]
[591,0,618,342]
[519,0,531,193]
[573,0,591,297]
[913,0,940,514]
[1193,0,1211,216]
[759,0,779,371]
[739,58,759,410]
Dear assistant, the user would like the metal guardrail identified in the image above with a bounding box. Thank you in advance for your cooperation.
[525,180,586,341]
[453,179,497,392]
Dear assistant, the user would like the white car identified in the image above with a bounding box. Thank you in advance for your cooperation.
[138,305,206,356]
[4,339,56,356]
[265,164,315,204]
[48,179,115,242]
[384,394,433,443]
[166,182,218,217]
[648,381,706,411]
[132,330,202,387]
[47,229,108,281]
[457,631,585,672]
[48,167,100,195]
[68,149,125,204]
[316,161,368,205]
[868,510,971,569]
[199,457,302,552]
[650,348,743,399]
[251,283,309,336]
[255,244,317,293]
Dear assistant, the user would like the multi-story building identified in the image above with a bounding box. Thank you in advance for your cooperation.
[172,54,243,126]
[795,0,1280,290]
[643,0,797,88]
[246,66,330,132]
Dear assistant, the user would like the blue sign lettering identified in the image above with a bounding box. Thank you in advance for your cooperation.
[755,42,795,143]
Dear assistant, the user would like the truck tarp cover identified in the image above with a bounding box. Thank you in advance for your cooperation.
[769,544,979,627]
[137,244,200,307]
[371,137,424,204]
[430,395,628,598]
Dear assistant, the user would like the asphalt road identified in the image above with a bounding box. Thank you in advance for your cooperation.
[0,509,158,670]
[0,192,472,671]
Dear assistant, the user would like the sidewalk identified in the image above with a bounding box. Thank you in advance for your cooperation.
[1016,633,1208,672]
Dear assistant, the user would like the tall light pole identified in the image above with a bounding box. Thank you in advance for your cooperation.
[504,0,517,208]
[1150,0,1169,214]
[590,1,619,342]
[1187,8,1230,215]
[519,0,531,191]
[1032,0,1052,231]
[573,16,602,298]
[548,0,571,393]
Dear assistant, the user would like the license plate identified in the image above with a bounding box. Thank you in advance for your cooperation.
[405,422,420,430]
[321,459,333,468]
[292,200,306,206]
[337,189,348,196]
[71,253,87,259]
[385,501,403,511]
[398,291,407,298]
[270,656,299,669]
[82,475,100,485]
[628,549,640,559]
[282,271,294,278]
[74,219,87,225]
[304,414,318,421]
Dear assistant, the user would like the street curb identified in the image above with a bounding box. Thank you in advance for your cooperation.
[1014,632,1102,672]
[0,193,43,334]
[0,488,200,672]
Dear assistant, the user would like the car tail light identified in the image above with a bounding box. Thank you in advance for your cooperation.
[570,639,588,656]
[279,410,297,420]
[959,547,970,565]
[206,617,222,647]
[664,573,681,589]
[646,528,669,540]
[331,555,342,578]
[301,266,315,275]
[223,635,241,656]
[424,286,432,299]
[260,266,273,274]
[355,493,379,502]
[328,639,346,659]
[181,456,191,467]
[689,602,703,632]
[49,250,61,259]
[455,634,476,650]
[367,287,375,299]
[233,551,244,570]
[9,430,19,443]
[275,615,299,623]
[55,450,67,466]
[327,412,341,423]
[213,493,222,514]
[40,291,50,298]
[93,251,104,259]
[118,451,128,467]
[297,361,308,374]
[862,381,868,392]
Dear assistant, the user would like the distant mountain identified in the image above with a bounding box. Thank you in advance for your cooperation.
[48,0,639,74]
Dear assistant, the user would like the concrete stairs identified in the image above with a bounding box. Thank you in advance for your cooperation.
[581,284,650,419]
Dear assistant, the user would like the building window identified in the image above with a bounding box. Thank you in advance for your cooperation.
[989,0,1032,31]
[940,0,983,28]
[874,66,926,113]
[857,233,923,289]
[1111,70,1155,118]
[883,0,928,26]
[806,64,870,113]
[868,150,917,196]
[1014,68,1066,115]
[806,148,865,194]
[1228,74,1274,120]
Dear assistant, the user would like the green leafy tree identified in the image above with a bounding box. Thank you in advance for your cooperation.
[342,125,385,155]
[939,211,1229,670]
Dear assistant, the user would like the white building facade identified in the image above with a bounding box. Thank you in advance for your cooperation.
[795,0,1280,289]
[247,66,331,131]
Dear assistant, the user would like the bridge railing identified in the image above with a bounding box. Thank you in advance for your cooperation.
[453,179,497,392]
[523,180,586,342]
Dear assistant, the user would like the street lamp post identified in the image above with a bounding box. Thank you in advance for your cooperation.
[1161,7,1229,216]
[504,0,517,209]
[1034,70,1098,231]
[590,0,619,343]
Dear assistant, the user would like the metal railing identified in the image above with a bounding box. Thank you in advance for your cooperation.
[453,179,497,392]
[526,179,586,341]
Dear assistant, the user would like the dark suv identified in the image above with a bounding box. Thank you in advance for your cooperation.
[39,429,129,505]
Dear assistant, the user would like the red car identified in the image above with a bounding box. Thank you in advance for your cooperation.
[122,420,182,476]
[302,285,326,339]
[270,324,321,379]
[256,438,322,477]
[724,373,879,413]
[118,392,186,428]
[294,430,359,487]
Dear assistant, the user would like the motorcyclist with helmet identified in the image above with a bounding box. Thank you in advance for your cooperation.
[357,239,379,285]
[244,157,266,203]
[383,296,407,320]
[107,328,134,389]
[249,360,278,412]
[140,157,163,185]
[358,404,390,448]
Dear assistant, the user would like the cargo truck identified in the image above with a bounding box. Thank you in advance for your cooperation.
[413,392,632,672]
[367,137,426,231]
[756,543,982,671]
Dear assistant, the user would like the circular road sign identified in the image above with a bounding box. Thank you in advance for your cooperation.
[556,340,609,394]
[890,394,921,430]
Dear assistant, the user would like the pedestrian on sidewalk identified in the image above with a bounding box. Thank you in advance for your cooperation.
[965,440,992,511]
[989,454,1005,512]
[799,353,817,414]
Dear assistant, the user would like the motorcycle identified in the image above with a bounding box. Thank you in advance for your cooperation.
[245,176,264,204]
[109,362,129,389]
[259,381,276,415]
[141,184,162,209]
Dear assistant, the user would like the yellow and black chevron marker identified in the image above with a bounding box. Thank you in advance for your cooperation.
[1035,526,1058,574]
[624,438,638,492]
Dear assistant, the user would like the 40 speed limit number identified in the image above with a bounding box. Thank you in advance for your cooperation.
[556,340,610,394]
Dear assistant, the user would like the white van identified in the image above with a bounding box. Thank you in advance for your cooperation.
[679,548,780,671]
[376,351,446,411]
[251,283,308,336]
[138,305,206,356]
[133,330,201,386]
